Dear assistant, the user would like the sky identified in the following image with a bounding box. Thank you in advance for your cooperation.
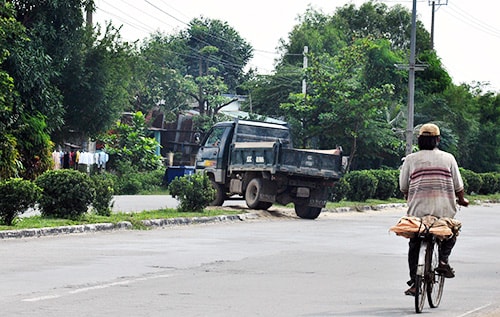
[93,0,500,92]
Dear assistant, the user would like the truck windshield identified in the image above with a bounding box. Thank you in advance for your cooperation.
[204,126,225,147]
[235,124,290,144]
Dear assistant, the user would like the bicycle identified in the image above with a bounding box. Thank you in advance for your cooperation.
[413,229,445,313]
[390,214,462,313]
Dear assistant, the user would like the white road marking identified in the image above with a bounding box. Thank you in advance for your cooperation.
[22,274,171,302]
[456,303,492,317]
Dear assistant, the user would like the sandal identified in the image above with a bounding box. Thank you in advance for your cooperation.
[436,263,455,278]
[404,285,416,296]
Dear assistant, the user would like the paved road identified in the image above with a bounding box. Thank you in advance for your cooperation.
[1,204,499,316]
[112,194,247,212]
[22,195,246,217]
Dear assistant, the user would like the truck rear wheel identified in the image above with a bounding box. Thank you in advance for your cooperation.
[294,203,322,219]
[210,179,225,206]
[245,178,272,210]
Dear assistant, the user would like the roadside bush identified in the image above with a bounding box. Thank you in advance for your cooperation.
[369,169,398,200]
[168,173,215,213]
[344,170,378,202]
[493,173,500,194]
[91,173,115,216]
[460,168,482,195]
[135,168,164,192]
[329,177,350,202]
[389,169,404,199]
[478,173,498,195]
[35,169,95,219]
[111,161,164,194]
[0,178,42,225]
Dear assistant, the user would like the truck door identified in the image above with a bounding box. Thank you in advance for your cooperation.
[195,125,232,182]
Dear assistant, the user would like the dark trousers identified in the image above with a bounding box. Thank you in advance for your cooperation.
[408,236,456,284]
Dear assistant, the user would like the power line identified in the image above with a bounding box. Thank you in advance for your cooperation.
[445,4,500,38]
[96,6,154,35]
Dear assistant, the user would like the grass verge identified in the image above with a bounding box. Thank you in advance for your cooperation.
[0,208,243,231]
[0,194,493,231]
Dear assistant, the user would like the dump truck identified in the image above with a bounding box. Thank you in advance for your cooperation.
[195,119,343,219]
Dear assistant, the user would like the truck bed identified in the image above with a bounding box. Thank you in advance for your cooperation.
[229,142,342,179]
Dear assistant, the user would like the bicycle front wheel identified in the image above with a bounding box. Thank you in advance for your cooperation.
[427,242,445,308]
[415,274,427,313]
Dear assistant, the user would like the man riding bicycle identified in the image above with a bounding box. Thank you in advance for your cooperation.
[399,123,469,296]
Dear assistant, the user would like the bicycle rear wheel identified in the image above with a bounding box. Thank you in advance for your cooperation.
[427,242,445,308]
[414,242,427,313]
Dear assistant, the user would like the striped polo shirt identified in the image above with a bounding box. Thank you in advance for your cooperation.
[399,148,464,218]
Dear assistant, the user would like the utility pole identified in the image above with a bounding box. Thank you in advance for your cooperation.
[84,0,94,27]
[302,46,308,95]
[429,0,449,49]
[405,0,418,156]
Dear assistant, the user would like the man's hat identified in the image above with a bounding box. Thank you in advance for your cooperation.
[419,123,440,136]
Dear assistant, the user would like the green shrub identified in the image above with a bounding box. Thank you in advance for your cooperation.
[494,173,500,194]
[390,169,404,199]
[370,169,398,200]
[345,170,378,202]
[111,161,164,194]
[91,173,115,216]
[35,169,95,219]
[460,168,482,195]
[135,168,164,192]
[478,173,498,195]
[117,174,142,195]
[0,178,42,225]
[329,177,349,202]
[168,173,215,213]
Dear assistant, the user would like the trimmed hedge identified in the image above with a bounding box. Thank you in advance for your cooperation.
[91,173,115,216]
[329,177,350,202]
[333,168,499,202]
[344,170,378,202]
[369,169,398,200]
[0,178,42,225]
[35,169,95,219]
[460,168,483,195]
[168,173,215,213]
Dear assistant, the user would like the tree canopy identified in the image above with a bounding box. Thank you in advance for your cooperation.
[1,0,499,179]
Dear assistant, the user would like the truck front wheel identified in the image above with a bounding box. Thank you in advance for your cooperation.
[245,178,272,210]
[294,203,322,219]
[210,179,225,206]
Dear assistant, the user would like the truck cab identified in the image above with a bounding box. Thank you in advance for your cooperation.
[196,120,291,184]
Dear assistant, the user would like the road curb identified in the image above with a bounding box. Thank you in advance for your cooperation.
[4,197,494,240]
[323,203,407,213]
[0,213,260,240]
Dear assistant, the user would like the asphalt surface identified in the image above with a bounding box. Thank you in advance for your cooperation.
[1,204,499,316]
[1,195,404,239]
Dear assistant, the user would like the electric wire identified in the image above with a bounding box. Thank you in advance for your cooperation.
[445,3,500,39]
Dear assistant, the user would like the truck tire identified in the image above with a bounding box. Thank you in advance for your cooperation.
[294,203,322,219]
[210,179,225,206]
[256,201,273,210]
[245,178,272,210]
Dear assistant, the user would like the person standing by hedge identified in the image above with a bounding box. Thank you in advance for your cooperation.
[399,123,469,296]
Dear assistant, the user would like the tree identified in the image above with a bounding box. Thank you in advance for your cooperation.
[133,18,254,130]
[132,32,195,120]
[281,38,398,171]
[180,17,253,117]
[241,66,302,118]
[0,0,24,179]
[100,111,162,172]
[55,24,135,143]
[469,92,500,172]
